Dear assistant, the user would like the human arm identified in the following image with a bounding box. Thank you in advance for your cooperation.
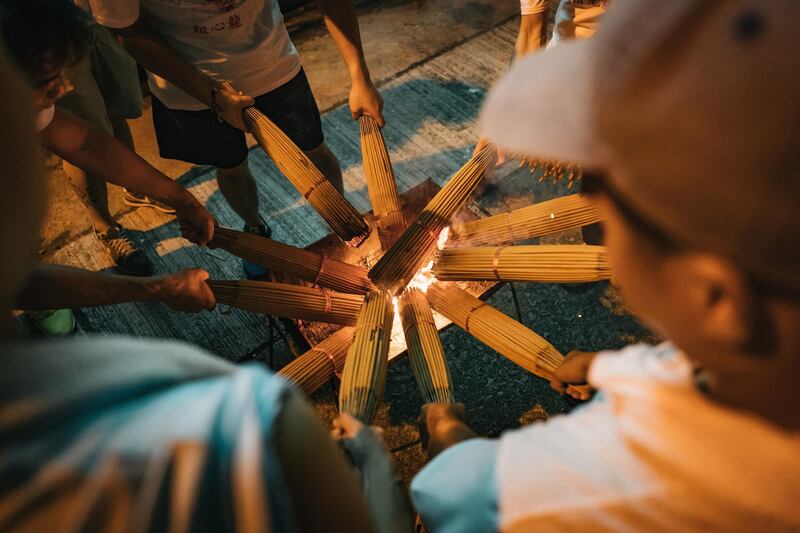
[111,16,253,130]
[317,0,384,126]
[418,403,478,459]
[15,264,216,312]
[332,414,415,533]
[40,108,215,245]
[516,12,548,58]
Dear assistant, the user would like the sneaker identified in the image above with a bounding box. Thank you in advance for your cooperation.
[242,221,272,279]
[123,188,176,215]
[95,225,154,276]
[28,309,76,337]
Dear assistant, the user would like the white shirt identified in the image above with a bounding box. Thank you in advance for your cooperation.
[497,343,800,531]
[86,0,301,110]
[519,0,609,43]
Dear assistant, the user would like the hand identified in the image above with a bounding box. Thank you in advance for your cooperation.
[417,402,468,452]
[151,268,216,312]
[473,137,506,166]
[551,350,598,401]
[349,77,384,127]
[331,412,385,443]
[175,200,216,246]
[213,86,254,132]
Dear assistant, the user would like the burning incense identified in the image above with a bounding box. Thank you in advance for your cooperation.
[399,288,454,403]
[278,326,354,395]
[523,156,582,188]
[434,245,611,283]
[338,291,394,423]
[369,143,498,294]
[209,280,363,325]
[360,116,406,250]
[448,194,600,247]
[222,81,369,247]
[210,227,374,294]
[426,283,563,380]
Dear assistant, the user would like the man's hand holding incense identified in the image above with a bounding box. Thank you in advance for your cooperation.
[212,84,254,132]
[173,198,216,246]
[550,350,598,401]
[350,76,385,127]
[149,268,216,312]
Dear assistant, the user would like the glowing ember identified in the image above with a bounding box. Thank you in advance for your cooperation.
[407,260,437,293]
[437,226,450,249]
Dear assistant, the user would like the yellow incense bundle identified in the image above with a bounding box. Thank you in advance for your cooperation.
[338,291,394,423]
[426,283,563,380]
[210,227,374,294]
[238,103,370,247]
[369,144,498,295]
[399,288,454,403]
[360,116,406,250]
[209,280,363,325]
[448,194,600,247]
[278,326,354,395]
[434,245,611,283]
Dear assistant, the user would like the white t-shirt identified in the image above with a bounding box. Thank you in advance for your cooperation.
[86,0,301,110]
[496,343,800,531]
[519,0,609,43]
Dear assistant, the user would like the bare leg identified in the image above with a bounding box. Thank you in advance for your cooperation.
[63,162,115,234]
[305,142,344,195]
[216,159,262,227]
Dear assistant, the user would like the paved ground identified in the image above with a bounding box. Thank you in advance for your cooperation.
[37,0,654,483]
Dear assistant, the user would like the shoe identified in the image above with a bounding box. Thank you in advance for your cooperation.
[123,188,176,215]
[95,224,154,276]
[28,309,76,337]
[242,221,272,279]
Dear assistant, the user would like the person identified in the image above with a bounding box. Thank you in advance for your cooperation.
[0,41,380,532]
[58,1,169,276]
[86,0,384,277]
[412,0,800,531]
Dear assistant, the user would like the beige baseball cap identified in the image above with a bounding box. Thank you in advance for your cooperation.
[480,0,800,292]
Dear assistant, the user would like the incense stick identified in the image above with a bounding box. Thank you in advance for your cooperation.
[209,280,363,325]
[399,288,454,403]
[369,143,498,294]
[448,194,600,247]
[338,291,394,423]
[278,326,354,395]
[426,283,563,380]
[210,227,374,294]
[434,245,611,283]
[360,116,406,250]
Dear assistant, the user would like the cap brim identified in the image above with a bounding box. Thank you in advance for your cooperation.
[479,39,597,166]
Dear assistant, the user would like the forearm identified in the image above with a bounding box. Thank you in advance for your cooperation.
[426,418,478,459]
[318,0,371,83]
[15,264,161,310]
[114,18,215,106]
[516,13,547,58]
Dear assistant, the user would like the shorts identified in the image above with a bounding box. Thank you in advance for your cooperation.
[57,23,144,134]
[151,69,324,169]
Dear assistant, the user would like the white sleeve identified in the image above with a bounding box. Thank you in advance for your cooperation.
[520,0,549,15]
[87,0,140,29]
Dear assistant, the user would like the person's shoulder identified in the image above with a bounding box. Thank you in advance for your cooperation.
[589,341,692,388]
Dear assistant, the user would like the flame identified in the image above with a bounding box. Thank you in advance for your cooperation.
[437,226,450,250]
[407,260,437,293]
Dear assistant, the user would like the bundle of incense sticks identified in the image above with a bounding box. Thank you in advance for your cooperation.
[426,283,563,380]
[208,280,363,325]
[434,245,611,283]
[338,291,394,423]
[222,82,370,247]
[210,227,374,294]
[399,288,454,403]
[448,194,600,247]
[369,143,498,294]
[277,326,354,395]
[359,116,406,250]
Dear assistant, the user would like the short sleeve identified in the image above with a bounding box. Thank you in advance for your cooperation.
[520,0,549,15]
[411,439,499,533]
[87,0,140,28]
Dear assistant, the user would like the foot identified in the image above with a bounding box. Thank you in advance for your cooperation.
[242,221,272,279]
[28,309,76,337]
[95,225,154,277]
[123,188,177,215]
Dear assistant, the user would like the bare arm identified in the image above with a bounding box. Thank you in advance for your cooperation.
[15,264,215,312]
[317,0,384,126]
[112,17,253,130]
[40,108,215,244]
[516,13,548,58]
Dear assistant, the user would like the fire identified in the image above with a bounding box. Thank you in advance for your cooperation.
[437,226,450,249]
